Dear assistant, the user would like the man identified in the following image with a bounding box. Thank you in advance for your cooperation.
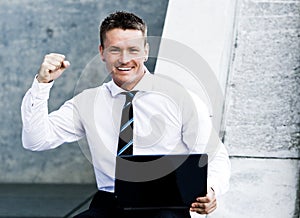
[21,11,230,217]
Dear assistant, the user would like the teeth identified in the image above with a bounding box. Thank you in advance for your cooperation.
[117,67,131,71]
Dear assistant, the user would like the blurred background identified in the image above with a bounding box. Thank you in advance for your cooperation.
[0,0,299,217]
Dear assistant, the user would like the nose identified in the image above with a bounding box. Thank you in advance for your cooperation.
[118,51,131,64]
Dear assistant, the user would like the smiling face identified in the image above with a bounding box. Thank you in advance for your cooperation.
[99,28,149,90]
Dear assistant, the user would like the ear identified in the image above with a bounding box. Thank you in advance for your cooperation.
[144,43,149,62]
[99,45,105,62]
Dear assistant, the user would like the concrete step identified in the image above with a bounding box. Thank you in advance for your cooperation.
[0,184,97,218]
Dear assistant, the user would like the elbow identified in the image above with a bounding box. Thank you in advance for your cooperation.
[22,137,45,151]
[22,143,43,152]
[22,129,49,151]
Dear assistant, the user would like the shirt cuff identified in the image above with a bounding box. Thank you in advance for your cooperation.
[30,75,54,100]
[207,179,219,197]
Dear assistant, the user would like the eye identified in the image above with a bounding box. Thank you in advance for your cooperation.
[129,48,140,53]
[108,47,121,54]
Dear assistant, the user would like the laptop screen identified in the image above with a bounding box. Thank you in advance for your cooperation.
[115,154,207,210]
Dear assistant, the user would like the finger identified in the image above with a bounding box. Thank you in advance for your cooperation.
[191,202,204,209]
[48,60,70,80]
[44,57,64,68]
[61,60,70,68]
[196,196,210,203]
[45,53,66,65]
[190,197,217,214]
[190,203,207,214]
[204,200,217,214]
[196,189,215,202]
[44,61,62,71]
[47,53,66,62]
[190,202,217,214]
[49,53,65,58]
[192,204,216,215]
[40,62,56,72]
[206,204,217,214]
[44,55,70,72]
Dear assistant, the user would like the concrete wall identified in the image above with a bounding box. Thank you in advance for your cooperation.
[158,0,300,217]
[0,0,169,183]
[216,0,300,217]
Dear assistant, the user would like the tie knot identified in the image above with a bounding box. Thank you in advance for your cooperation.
[122,91,138,102]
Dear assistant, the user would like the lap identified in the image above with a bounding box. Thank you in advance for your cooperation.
[73,191,190,218]
[150,209,191,218]
[72,207,117,218]
[73,209,191,218]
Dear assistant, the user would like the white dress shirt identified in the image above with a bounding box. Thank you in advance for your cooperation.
[21,70,230,196]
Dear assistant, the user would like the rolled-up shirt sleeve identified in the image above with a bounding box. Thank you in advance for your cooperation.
[21,76,85,151]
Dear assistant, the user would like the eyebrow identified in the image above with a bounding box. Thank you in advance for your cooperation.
[108,46,120,49]
[108,45,141,50]
[129,46,140,49]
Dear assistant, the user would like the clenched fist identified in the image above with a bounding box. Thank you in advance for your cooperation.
[37,53,70,83]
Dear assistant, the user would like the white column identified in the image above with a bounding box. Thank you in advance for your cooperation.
[155,0,237,132]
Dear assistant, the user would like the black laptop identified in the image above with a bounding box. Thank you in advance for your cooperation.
[115,154,207,211]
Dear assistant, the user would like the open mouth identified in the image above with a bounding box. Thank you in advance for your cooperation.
[117,67,133,71]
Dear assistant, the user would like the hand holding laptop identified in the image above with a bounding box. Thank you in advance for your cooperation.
[190,187,216,214]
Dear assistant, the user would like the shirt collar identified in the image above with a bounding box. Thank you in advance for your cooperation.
[107,67,154,97]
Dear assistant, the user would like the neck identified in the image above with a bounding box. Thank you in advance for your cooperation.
[117,70,146,91]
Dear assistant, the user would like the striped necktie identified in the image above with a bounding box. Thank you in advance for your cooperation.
[117,91,137,156]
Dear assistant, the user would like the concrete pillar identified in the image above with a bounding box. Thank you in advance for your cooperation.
[155,0,237,134]
[220,0,300,217]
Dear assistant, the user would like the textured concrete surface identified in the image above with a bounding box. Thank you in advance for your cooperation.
[221,0,300,217]
[224,0,300,158]
[209,158,300,218]
[0,0,168,183]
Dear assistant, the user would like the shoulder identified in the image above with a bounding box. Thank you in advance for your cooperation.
[73,83,110,106]
[75,86,98,99]
[140,73,189,102]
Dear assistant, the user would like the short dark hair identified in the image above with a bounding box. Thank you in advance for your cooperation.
[99,11,147,47]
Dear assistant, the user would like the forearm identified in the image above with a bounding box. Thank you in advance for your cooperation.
[21,78,60,150]
[187,91,231,196]
[21,77,84,151]
[207,140,231,196]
